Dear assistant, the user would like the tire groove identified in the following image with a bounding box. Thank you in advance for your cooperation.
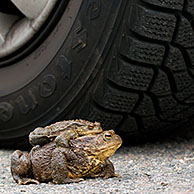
[139,0,184,13]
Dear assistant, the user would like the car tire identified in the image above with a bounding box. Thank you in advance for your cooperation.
[0,0,194,147]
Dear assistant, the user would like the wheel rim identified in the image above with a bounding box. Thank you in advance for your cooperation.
[0,0,58,58]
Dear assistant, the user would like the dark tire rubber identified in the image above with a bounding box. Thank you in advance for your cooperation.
[0,0,194,147]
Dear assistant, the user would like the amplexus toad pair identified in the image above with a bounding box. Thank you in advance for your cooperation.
[11,119,122,184]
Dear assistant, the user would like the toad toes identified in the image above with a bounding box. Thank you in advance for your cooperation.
[11,130,122,184]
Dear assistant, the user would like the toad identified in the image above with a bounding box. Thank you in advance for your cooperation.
[29,119,103,147]
[11,130,122,184]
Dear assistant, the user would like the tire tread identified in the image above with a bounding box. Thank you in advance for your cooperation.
[86,0,194,141]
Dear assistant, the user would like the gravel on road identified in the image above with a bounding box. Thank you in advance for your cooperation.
[0,131,194,194]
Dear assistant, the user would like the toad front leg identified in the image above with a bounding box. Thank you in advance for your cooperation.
[54,130,78,147]
[51,147,84,184]
[10,150,40,185]
[89,159,120,179]
[103,159,120,179]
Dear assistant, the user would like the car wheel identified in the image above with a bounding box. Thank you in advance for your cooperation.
[0,0,194,146]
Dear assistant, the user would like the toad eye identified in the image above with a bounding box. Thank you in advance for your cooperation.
[88,125,93,130]
[103,133,112,141]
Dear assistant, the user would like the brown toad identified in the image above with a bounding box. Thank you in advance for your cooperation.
[11,130,122,184]
[29,119,103,147]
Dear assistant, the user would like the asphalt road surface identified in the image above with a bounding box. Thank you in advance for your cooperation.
[0,128,194,194]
